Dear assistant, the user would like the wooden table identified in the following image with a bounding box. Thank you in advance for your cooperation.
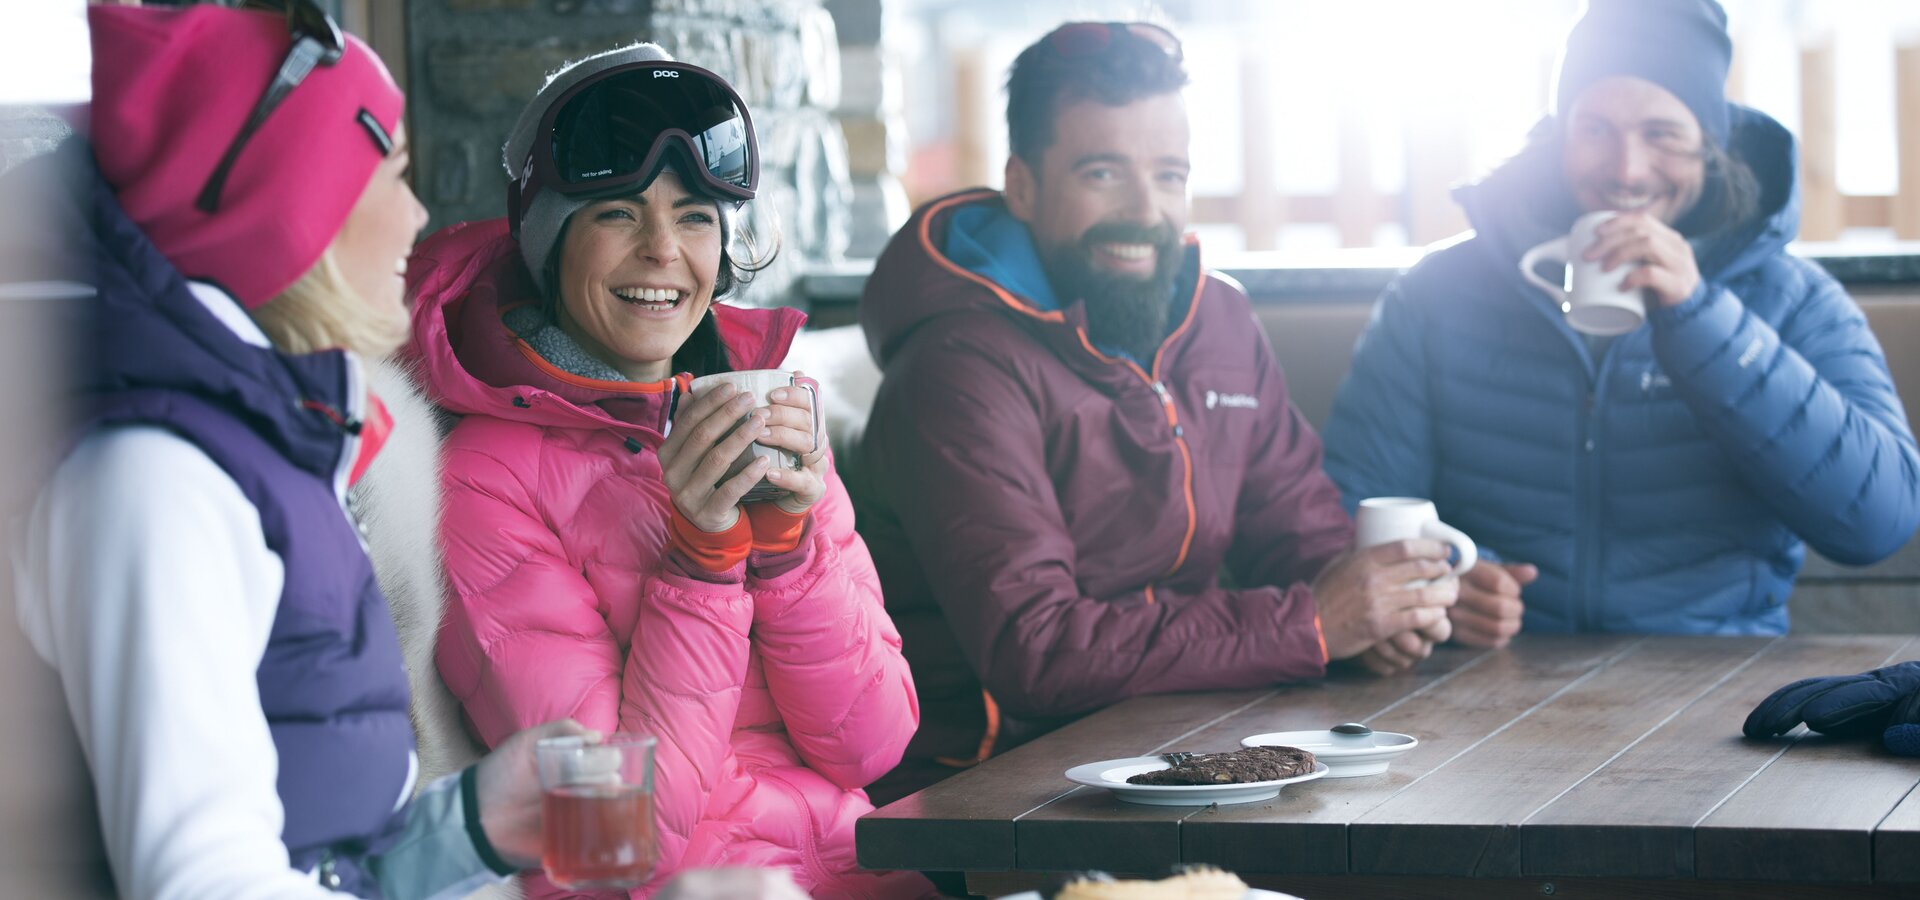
[857,635,1920,898]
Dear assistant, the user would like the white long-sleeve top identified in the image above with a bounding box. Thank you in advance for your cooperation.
[7,283,454,898]
[15,421,359,899]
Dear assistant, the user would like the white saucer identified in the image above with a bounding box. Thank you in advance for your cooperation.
[1238,729,1417,778]
[1063,757,1328,806]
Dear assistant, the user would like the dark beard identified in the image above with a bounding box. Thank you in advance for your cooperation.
[1039,220,1183,362]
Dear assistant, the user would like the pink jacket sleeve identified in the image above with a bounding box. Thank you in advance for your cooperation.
[436,440,757,880]
[627,558,755,874]
[436,444,624,743]
[744,456,919,790]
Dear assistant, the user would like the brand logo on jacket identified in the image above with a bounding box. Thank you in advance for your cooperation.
[1204,390,1259,410]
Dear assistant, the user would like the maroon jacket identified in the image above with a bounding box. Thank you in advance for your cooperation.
[856,190,1352,770]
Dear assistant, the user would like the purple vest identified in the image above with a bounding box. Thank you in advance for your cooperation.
[75,158,415,896]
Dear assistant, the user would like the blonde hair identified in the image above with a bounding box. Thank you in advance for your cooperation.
[249,248,409,359]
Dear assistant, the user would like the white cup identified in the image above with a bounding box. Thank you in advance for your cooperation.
[1354,497,1476,576]
[687,369,820,502]
[1518,210,1646,337]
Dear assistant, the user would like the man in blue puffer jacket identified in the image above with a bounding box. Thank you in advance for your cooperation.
[1323,0,1920,640]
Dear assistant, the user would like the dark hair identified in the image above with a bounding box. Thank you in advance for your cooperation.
[672,307,732,377]
[1005,23,1189,168]
[540,158,779,378]
[1674,136,1761,238]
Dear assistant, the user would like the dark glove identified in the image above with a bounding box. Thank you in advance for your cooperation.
[1744,661,1920,749]
[1886,685,1920,757]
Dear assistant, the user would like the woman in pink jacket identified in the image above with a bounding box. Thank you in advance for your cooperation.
[405,43,928,899]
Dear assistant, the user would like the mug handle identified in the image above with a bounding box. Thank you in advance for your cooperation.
[1421,520,1478,576]
[1518,236,1572,303]
[789,374,823,463]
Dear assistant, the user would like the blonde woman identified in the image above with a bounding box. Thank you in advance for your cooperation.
[13,5,579,896]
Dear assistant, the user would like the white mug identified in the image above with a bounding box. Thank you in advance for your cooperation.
[687,369,820,502]
[1355,497,1477,576]
[1518,210,1645,337]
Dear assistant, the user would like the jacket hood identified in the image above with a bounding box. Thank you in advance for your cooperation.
[402,217,805,436]
[48,143,356,480]
[860,188,1204,372]
[1455,103,1801,288]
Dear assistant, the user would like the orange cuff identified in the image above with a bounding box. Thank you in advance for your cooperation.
[668,507,752,574]
[1312,613,1329,666]
[745,503,809,554]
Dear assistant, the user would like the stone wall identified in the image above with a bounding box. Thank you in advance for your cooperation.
[405,0,855,305]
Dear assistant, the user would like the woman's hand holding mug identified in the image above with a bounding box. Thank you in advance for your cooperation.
[659,382,772,532]
[759,370,829,515]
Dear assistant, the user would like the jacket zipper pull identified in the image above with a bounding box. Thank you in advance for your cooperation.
[1150,381,1183,436]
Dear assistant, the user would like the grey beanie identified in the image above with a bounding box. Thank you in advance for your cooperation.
[504,42,703,285]
[1554,0,1734,147]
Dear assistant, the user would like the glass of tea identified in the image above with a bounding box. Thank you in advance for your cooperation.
[535,733,658,890]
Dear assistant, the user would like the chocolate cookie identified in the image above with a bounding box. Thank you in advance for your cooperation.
[1126,746,1315,785]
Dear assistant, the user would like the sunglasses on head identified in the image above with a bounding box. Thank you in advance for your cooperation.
[1044,21,1183,63]
[509,60,759,239]
[195,0,346,213]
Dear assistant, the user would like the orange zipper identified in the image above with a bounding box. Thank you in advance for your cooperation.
[1146,376,1198,579]
[922,191,1206,593]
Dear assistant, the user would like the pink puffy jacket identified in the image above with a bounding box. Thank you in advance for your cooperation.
[404,220,928,899]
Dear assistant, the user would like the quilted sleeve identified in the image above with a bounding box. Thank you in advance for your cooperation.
[1650,266,1920,564]
[743,455,919,790]
[434,441,624,745]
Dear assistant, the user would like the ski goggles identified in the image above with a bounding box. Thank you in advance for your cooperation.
[509,60,758,237]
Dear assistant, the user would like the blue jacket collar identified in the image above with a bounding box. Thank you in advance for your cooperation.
[943,202,1198,364]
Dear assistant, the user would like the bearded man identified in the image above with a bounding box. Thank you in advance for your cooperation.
[855,21,1458,805]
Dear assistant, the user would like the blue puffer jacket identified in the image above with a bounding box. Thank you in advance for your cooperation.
[1322,106,1920,634]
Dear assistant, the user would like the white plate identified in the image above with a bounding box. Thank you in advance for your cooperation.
[1238,730,1418,778]
[1063,757,1328,806]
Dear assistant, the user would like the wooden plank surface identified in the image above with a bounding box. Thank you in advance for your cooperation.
[857,688,1274,872]
[1520,635,1914,878]
[1247,874,1918,900]
[1693,635,1920,882]
[1876,779,1920,883]
[1692,739,1920,883]
[1007,684,1296,877]
[971,871,1920,900]
[1181,636,1638,875]
[1013,643,1491,875]
[1350,636,1771,878]
[867,636,1920,885]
